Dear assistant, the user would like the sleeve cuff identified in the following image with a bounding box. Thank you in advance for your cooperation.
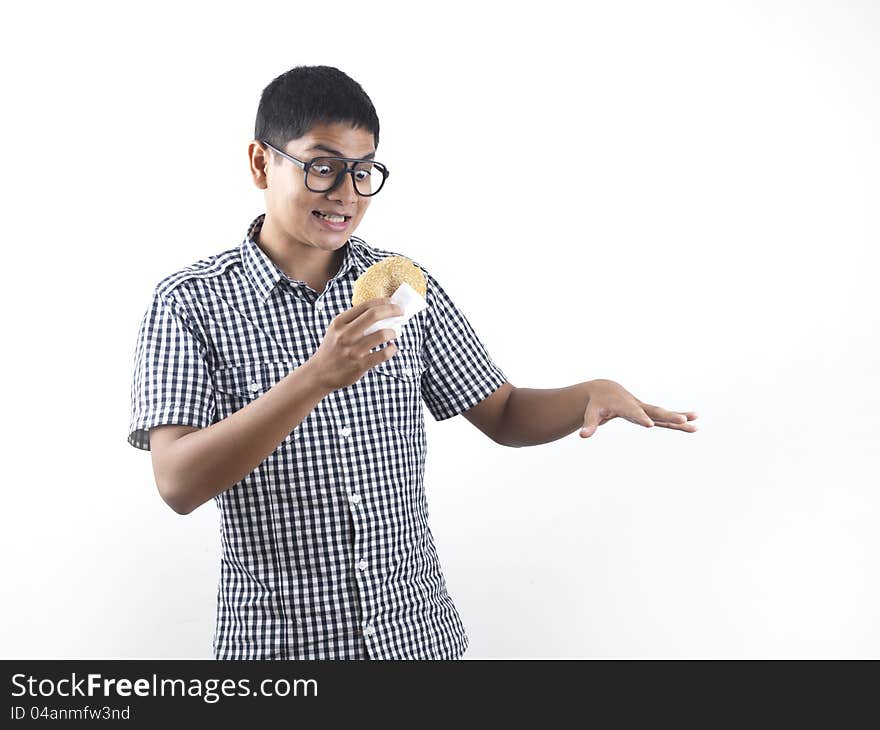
[423,364,508,422]
[128,403,214,451]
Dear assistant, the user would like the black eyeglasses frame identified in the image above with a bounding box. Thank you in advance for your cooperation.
[258,139,390,197]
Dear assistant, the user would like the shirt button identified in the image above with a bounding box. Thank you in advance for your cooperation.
[364,625,375,636]
[402,367,413,376]
[357,560,367,571]
[248,381,260,393]
[349,493,361,505]
[316,301,324,311]
[339,426,352,438]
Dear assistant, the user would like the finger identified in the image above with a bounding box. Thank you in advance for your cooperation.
[350,301,405,333]
[630,406,654,428]
[364,328,398,351]
[336,298,385,325]
[341,298,403,326]
[367,341,398,369]
[652,420,699,432]
[642,403,689,424]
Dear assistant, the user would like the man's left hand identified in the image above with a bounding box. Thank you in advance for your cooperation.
[580,379,698,438]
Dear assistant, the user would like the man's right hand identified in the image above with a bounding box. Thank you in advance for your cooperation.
[306,298,404,392]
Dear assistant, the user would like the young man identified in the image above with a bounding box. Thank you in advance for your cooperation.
[128,65,697,661]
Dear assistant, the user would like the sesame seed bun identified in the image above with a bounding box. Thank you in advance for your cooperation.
[352,255,427,306]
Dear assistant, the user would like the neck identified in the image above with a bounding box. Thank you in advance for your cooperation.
[257,214,347,283]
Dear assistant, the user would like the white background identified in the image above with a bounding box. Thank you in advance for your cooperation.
[1,0,877,658]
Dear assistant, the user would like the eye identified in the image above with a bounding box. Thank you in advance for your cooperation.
[312,164,334,176]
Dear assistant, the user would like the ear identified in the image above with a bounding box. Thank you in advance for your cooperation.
[248,140,270,189]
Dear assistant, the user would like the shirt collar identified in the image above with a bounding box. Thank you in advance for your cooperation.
[241,213,368,302]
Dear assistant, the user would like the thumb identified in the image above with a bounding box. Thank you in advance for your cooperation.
[580,407,601,438]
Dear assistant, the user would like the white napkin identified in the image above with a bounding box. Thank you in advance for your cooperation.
[362,281,428,339]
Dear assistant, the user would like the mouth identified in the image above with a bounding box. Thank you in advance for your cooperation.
[311,210,352,231]
[312,210,352,222]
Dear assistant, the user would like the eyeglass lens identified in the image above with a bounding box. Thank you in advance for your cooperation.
[306,157,386,195]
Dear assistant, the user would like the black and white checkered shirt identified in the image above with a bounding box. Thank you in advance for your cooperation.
[128,213,507,660]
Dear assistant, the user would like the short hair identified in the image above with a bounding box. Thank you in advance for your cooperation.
[254,65,380,162]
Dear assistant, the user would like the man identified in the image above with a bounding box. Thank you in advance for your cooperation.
[128,65,698,660]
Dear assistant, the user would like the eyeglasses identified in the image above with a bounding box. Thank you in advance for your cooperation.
[259,139,390,197]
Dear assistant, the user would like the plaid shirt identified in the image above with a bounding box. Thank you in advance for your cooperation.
[128,213,507,660]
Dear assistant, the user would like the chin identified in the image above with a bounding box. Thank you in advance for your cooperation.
[313,234,351,251]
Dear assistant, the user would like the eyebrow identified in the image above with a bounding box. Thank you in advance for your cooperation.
[306,144,376,160]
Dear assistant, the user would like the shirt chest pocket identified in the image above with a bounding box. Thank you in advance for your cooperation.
[369,347,425,438]
[211,361,302,445]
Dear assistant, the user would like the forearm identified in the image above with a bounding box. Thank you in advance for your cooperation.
[161,361,330,514]
[497,380,594,448]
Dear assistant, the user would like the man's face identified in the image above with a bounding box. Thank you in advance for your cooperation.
[257,121,377,253]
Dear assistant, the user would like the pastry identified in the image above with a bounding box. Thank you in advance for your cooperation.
[352,255,427,306]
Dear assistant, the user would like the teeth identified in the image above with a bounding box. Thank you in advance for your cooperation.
[315,211,347,223]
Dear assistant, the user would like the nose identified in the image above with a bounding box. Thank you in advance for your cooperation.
[328,171,359,205]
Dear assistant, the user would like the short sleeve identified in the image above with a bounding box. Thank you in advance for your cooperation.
[128,287,215,451]
[419,269,508,421]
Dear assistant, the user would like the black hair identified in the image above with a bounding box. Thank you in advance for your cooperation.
[254,65,380,161]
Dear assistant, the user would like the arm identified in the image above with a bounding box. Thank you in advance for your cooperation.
[494,381,593,448]
[486,379,698,448]
[151,361,330,515]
